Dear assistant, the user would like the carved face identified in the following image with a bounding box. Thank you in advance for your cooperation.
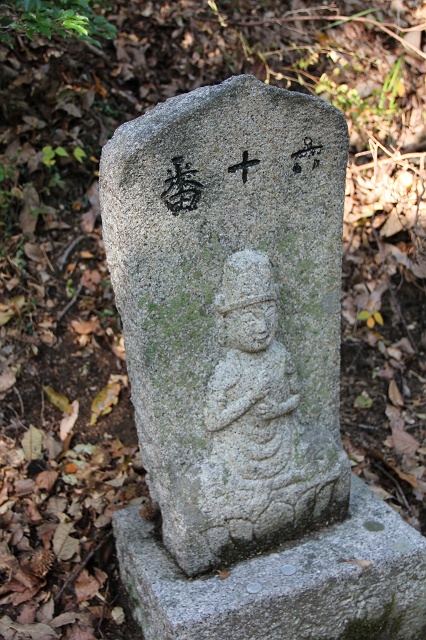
[226,300,277,352]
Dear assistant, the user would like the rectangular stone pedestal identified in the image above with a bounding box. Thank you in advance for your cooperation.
[113,475,426,640]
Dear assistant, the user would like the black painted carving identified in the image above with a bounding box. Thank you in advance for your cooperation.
[228,150,260,184]
[291,137,323,174]
[161,156,204,215]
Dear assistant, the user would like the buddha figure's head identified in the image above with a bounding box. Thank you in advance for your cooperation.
[215,250,278,353]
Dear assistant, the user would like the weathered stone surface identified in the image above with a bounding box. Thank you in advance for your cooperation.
[100,74,351,576]
[113,475,426,640]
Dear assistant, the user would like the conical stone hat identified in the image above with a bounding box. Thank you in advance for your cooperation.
[215,250,277,314]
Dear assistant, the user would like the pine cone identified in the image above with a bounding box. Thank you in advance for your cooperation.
[27,549,55,577]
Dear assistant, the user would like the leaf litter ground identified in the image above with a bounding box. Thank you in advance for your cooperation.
[0,1,425,638]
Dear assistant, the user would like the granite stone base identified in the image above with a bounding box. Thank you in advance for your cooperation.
[113,475,426,640]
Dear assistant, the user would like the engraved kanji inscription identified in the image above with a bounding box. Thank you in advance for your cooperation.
[228,150,260,184]
[161,156,204,215]
[291,137,323,174]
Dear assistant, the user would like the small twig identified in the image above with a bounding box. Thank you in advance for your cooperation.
[346,345,363,372]
[352,151,426,172]
[224,6,340,27]
[342,422,380,431]
[409,369,426,384]
[371,222,419,355]
[97,578,110,637]
[13,386,24,417]
[54,530,113,604]
[5,403,25,429]
[414,176,425,228]
[342,224,356,259]
[40,382,45,427]
[376,462,412,514]
[57,235,85,271]
[57,284,83,322]
[84,41,111,64]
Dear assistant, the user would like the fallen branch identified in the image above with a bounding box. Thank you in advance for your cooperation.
[54,530,113,604]
[57,235,85,271]
[57,284,83,322]
[352,152,426,172]
[371,222,419,355]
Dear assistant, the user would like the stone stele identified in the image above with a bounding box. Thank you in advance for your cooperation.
[100,74,351,577]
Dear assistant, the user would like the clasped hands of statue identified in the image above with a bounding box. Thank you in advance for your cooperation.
[246,378,299,420]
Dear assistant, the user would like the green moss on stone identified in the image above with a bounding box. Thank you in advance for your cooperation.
[277,232,298,257]
[178,434,207,450]
[222,463,230,485]
[140,288,214,363]
[341,598,404,640]
[127,576,139,608]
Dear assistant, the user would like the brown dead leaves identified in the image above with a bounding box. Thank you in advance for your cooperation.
[74,568,106,603]
[70,318,100,336]
[0,428,140,637]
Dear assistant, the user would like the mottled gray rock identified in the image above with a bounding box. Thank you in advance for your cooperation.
[100,74,351,576]
[113,475,426,640]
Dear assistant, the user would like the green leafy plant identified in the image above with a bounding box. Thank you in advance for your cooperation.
[73,146,86,163]
[0,0,116,48]
[41,145,86,166]
[378,57,405,112]
[42,145,69,167]
[357,309,384,329]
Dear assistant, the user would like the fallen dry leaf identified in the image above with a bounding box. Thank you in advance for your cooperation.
[390,429,420,456]
[44,386,71,414]
[50,612,77,628]
[14,478,36,496]
[21,426,43,461]
[0,548,19,579]
[385,404,405,430]
[79,269,101,293]
[43,433,63,460]
[93,566,107,587]
[341,559,373,569]
[59,400,79,441]
[64,462,79,474]
[0,370,16,394]
[74,569,100,602]
[110,335,126,361]
[81,181,100,233]
[24,242,45,263]
[0,616,58,639]
[387,346,402,361]
[35,470,58,492]
[70,318,100,335]
[19,184,39,237]
[90,382,120,426]
[44,495,68,516]
[217,569,231,579]
[16,604,37,624]
[393,337,416,355]
[0,309,15,326]
[0,295,26,326]
[111,606,125,624]
[108,373,128,387]
[388,379,404,407]
[52,523,79,561]
[68,626,97,640]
